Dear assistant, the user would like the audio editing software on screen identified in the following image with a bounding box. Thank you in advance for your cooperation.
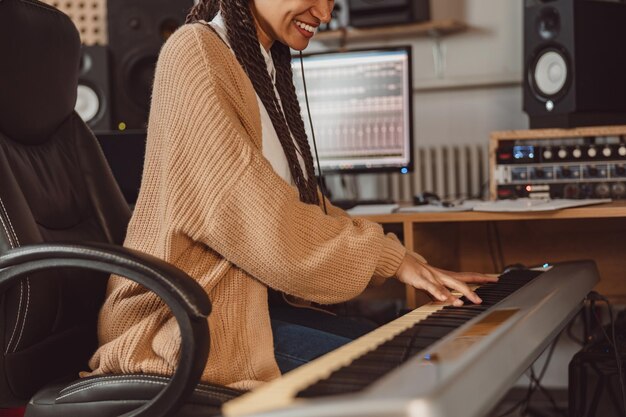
[292,47,413,173]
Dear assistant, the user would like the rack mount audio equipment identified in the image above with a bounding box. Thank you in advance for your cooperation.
[490,126,626,200]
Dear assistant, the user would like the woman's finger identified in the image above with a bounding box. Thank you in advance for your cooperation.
[413,276,452,302]
[440,274,482,304]
[440,268,498,284]
[414,264,465,304]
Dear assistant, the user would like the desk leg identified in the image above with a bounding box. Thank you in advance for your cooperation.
[404,221,418,309]
[404,221,462,309]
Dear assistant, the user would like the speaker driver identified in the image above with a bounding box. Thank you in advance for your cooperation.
[107,0,192,130]
[75,84,101,124]
[79,52,93,75]
[123,53,158,111]
[75,45,111,132]
[532,50,568,97]
[537,7,560,40]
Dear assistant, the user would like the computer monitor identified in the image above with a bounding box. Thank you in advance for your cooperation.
[292,46,413,174]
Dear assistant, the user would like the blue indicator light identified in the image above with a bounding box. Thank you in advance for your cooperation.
[424,353,431,361]
[513,145,535,160]
[400,167,408,174]
[543,263,549,268]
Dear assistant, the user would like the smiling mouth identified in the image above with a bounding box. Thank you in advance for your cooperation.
[294,19,317,34]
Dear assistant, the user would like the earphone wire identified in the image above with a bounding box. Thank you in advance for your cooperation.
[299,51,328,215]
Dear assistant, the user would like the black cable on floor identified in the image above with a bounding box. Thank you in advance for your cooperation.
[528,368,567,417]
[588,291,626,417]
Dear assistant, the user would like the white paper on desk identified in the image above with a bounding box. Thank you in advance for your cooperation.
[471,198,612,212]
[346,204,400,215]
[395,200,478,213]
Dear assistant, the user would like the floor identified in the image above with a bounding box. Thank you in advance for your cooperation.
[487,387,569,417]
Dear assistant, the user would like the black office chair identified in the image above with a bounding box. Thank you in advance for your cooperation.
[0,1,242,416]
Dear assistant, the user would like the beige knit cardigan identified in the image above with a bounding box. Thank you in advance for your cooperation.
[85,23,407,390]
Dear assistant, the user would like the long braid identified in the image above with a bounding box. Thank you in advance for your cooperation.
[221,0,320,205]
[272,43,319,201]
[185,0,219,24]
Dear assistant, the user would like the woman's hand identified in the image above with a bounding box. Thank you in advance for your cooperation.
[395,252,498,307]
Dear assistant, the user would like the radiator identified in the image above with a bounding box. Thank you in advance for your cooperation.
[324,144,489,203]
[379,144,490,202]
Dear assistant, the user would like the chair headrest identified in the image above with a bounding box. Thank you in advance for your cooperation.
[0,0,81,145]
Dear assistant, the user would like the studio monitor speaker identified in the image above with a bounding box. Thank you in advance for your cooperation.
[523,0,626,128]
[75,45,112,132]
[107,0,193,130]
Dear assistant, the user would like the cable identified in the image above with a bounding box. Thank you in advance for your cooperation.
[485,222,505,273]
[528,368,567,417]
[588,291,626,417]
[522,334,563,417]
[299,51,327,215]
[493,332,561,417]
[493,388,529,417]
[485,222,501,274]
[492,221,505,273]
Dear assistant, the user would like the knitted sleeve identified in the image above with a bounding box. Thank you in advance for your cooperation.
[153,25,406,305]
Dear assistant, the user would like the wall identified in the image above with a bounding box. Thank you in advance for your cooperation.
[414,0,523,91]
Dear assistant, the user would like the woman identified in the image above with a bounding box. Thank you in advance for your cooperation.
[86,0,495,390]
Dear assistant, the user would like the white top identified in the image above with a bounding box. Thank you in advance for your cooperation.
[208,14,307,184]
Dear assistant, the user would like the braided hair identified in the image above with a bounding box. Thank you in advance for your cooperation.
[186,0,320,205]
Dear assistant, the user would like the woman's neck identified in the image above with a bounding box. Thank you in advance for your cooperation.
[250,3,274,52]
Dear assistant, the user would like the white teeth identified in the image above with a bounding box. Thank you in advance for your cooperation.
[295,20,316,34]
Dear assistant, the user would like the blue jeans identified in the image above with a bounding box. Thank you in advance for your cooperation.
[270,306,376,374]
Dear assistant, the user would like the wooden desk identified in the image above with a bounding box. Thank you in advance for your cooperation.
[361,201,626,308]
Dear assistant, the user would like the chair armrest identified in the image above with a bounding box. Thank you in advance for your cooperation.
[0,242,211,417]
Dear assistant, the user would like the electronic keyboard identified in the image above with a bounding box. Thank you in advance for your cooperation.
[224,260,599,417]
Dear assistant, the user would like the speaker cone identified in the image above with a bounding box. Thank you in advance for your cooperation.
[123,53,158,111]
[75,84,100,123]
[531,48,569,98]
[79,51,93,75]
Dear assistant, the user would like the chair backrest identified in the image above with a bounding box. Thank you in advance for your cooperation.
[0,0,132,406]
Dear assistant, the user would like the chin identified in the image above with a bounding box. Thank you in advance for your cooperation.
[280,34,310,51]
[288,40,310,51]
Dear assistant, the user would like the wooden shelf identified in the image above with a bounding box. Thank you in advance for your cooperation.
[361,200,626,224]
[315,19,468,44]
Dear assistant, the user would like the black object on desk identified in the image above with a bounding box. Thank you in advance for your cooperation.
[413,192,456,207]
[331,199,396,210]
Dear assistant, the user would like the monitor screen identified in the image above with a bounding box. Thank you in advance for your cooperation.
[292,46,413,174]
